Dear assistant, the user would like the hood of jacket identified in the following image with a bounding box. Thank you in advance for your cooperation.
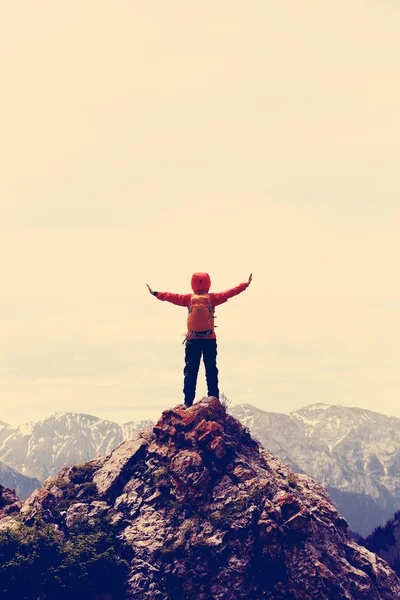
[191,272,211,293]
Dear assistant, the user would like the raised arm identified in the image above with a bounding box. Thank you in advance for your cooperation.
[146,284,191,307]
[210,273,252,307]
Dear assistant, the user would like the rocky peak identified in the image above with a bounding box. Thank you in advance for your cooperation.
[3,397,400,599]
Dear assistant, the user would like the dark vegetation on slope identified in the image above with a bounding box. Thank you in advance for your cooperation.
[357,509,400,576]
[0,517,130,600]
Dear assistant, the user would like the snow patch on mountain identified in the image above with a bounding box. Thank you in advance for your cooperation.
[303,403,332,412]
[122,420,154,441]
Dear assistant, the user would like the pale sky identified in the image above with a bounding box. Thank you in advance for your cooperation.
[1,1,399,426]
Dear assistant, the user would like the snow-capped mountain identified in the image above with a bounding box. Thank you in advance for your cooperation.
[122,420,154,440]
[231,402,400,535]
[0,413,152,481]
[0,420,42,498]
[0,420,13,446]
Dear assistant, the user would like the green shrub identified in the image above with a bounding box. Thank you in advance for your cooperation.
[48,478,98,520]
[0,518,130,600]
[69,463,99,485]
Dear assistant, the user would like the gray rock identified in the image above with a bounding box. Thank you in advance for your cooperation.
[93,437,148,498]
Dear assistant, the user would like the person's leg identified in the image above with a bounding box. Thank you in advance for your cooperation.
[202,339,219,399]
[183,339,202,406]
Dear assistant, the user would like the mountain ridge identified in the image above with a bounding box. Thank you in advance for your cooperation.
[2,402,400,535]
[0,412,153,481]
[1,397,399,599]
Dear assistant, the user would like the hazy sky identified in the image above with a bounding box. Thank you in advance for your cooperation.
[1,1,399,426]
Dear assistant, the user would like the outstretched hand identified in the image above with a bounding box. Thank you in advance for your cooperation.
[248,273,253,286]
[146,283,154,295]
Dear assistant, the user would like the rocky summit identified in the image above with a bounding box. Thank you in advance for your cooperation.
[2,397,400,599]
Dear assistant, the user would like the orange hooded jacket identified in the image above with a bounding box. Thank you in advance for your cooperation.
[155,272,249,339]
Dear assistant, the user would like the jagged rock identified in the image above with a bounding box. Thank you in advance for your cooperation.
[0,515,20,531]
[0,485,21,525]
[65,502,89,528]
[93,437,148,498]
[2,397,400,599]
[0,484,19,509]
[64,499,110,528]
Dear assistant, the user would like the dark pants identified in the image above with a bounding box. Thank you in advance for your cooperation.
[183,338,219,406]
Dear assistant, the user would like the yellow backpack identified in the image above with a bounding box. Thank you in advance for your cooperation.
[187,294,215,334]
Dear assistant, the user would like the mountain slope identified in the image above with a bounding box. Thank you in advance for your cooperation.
[0,460,41,499]
[359,509,400,576]
[231,402,400,535]
[2,397,400,599]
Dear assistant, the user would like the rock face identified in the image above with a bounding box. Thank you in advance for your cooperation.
[0,485,19,510]
[0,484,22,529]
[3,398,400,599]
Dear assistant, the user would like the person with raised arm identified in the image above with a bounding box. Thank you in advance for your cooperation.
[147,272,252,407]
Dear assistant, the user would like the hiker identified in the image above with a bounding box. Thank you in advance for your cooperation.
[146,272,252,407]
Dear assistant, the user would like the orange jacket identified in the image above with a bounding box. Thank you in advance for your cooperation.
[155,281,249,339]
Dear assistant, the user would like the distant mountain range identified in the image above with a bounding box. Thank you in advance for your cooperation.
[1,402,399,535]
[0,420,42,498]
[0,413,153,481]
